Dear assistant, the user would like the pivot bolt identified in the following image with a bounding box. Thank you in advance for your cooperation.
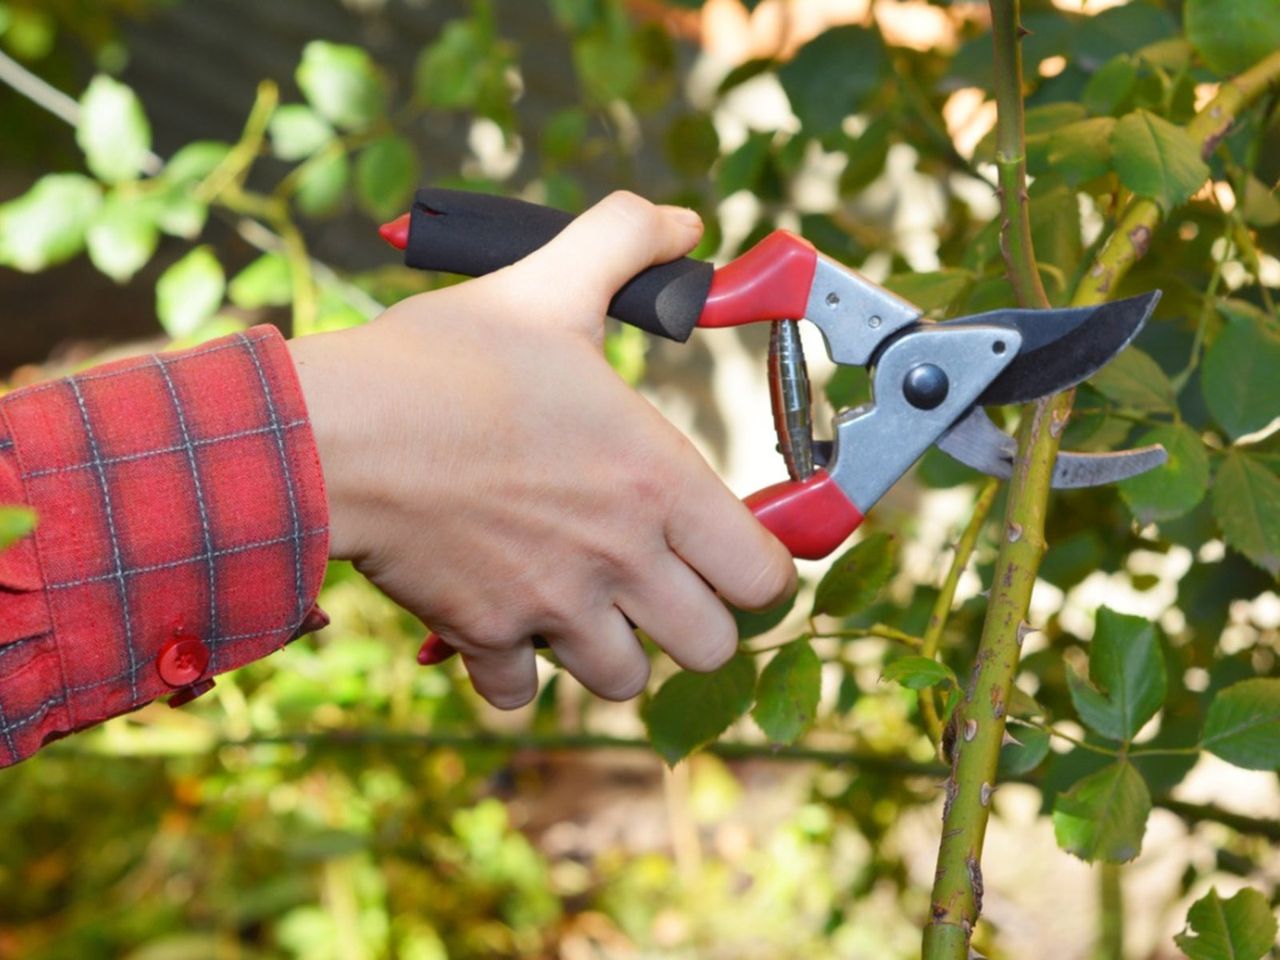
[903,363,949,410]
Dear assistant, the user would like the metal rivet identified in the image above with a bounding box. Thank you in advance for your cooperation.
[826,292,840,307]
[868,315,882,328]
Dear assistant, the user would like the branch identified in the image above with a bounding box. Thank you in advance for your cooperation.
[923,44,1280,960]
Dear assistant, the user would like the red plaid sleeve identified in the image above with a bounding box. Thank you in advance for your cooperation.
[0,326,329,767]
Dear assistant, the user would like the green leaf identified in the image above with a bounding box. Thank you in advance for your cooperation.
[76,75,152,183]
[664,114,719,178]
[1176,887,1279,960]
[729,591,797,641]
[269,105,335,162]
[1052,760,1151,863]
[156,246,226,338]
[882,269,972,316]
[1047,117,1116,186]
[1110,109,1209,211]
[812,532,896,618]
[414,16,508,111]
[1201,678,1280,770]
[1067,607,1166,742]
[0,174,102,272]
[1117,423,1209,524]
[295,151,350,219]
[296,41,385,132]
[1082,56,1136,117]
[998,724,1051,777]
[164,141,231,186]
[0,505,36,550]
[1201,307,1280,441]
[1185,0,1280,76]
[1211,449,1280,575]
[86,192,158,284]
[355,136,419,221]
[228,253,292,310]
[881,656,954,691]
[642,655,756,765]
[751,640,821,745]
[1089,346,1175,413]
[778,26,884,135]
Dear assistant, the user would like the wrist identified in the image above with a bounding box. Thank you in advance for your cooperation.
[287,329,381,562]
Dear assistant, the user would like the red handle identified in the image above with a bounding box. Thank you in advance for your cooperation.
[699,231,818,329]
[744,469,864,560]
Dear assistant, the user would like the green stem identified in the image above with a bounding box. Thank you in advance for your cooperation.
[923,46,1280,960]
[194,80,278,204]
[1019,718,1118,758]
[1094,864,1124,960]
[921,478,999,746]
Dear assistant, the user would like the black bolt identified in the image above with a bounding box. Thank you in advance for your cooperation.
[903,363,949,410]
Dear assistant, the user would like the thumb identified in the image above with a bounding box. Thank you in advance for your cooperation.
[511,191,703,326]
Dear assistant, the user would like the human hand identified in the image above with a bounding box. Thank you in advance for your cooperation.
[288,192,796,708]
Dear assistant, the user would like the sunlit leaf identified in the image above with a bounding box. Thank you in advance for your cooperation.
[752,639,821,745]
[643,655,756,766]
[812,533,896,618]
[1175,887,1279,960]
[228,253,292,310]
[1201,305,1280,441]
[269,105,335,162]
[1110,109,1209,211]
[1117,423,1209,524]
[1067,608,1166,742]
[1052,760,1151,863]
[0,174,101,272]
[1211,449,1280,575]
[295,151,350,218]
[156,246,226,338]
[296,41,385,132]
[77,75,152,183]
[1201,678,1280,770]
[86,192,158,283]
[0,505,36,550]
[355,136,419,221]
[881,656,954,691]
[1047,117,1116,186]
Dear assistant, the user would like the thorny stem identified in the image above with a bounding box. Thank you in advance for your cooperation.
[922,44,1280,960]
[920,479,999,746]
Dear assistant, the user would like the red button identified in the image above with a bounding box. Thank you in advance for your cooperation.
[156,636,210,687]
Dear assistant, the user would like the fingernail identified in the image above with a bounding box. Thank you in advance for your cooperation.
[418,632,458,666]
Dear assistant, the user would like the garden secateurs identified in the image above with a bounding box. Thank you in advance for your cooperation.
[379,189,1167,563]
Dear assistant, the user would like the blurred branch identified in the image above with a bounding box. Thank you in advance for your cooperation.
[0,49,384,322]
[920,477,998,746]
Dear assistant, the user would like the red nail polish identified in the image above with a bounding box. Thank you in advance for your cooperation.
[418,632,458,666]
[379,213,412,250]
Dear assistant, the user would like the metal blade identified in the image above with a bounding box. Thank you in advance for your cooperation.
[936,408,1168,488]
[940,291,1161,406]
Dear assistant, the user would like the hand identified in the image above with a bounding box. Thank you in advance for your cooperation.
[288,192,796,708]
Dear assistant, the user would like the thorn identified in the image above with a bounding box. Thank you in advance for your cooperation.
[1007,521,1023,543]
[964,718,979,742]
[1002,729,1023,748]
[1016,621,1035,647]
[979,782,994,807]
[1016,22,1032,38]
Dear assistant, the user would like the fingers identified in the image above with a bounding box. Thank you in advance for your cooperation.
[545,607,650,701]
[515,192,703,319]
[459,640,539,710]
[666,464,797,612]
[618,553,740,673]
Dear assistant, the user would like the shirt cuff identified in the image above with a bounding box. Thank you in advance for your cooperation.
[0,326,329,766]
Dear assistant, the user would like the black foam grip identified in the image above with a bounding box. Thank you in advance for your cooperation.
[404,188,714,342]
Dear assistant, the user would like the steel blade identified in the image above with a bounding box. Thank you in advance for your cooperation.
[937,408,1168,488]
[940,291,1161,406]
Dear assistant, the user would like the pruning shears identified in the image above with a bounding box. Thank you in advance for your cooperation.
[379,189,1167,563]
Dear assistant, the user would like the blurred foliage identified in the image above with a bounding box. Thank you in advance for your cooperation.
[1,0,1279,957]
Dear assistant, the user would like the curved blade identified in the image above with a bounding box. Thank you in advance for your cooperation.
[941,291,1161,406]
[937,408,1168,488]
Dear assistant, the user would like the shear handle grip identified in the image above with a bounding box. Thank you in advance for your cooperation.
[744,470,864,561]
[404,188,714,342]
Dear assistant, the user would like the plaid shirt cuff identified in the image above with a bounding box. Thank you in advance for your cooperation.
[0,326,329,767]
